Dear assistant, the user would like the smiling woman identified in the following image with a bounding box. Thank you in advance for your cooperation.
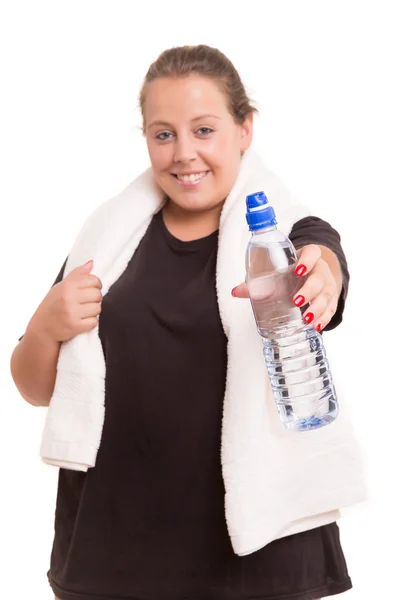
[10,44,364,600]
[143,73,254,240]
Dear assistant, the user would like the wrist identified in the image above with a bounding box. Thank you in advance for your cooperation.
[26,314,60,348]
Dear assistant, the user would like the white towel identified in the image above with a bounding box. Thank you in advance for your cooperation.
[40,148,367,555]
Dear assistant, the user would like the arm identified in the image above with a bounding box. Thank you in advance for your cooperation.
[10,258,102,407]
[10,261,67,407]
[290,216,349,331]
[232,217,349,332]
[10,325,61,407]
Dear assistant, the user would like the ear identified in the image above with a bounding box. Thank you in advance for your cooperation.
[239,113,254,152]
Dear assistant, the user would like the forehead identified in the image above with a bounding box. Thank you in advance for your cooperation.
[144,75,231,123]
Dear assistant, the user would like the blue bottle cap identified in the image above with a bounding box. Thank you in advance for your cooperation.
[246,191,277,231]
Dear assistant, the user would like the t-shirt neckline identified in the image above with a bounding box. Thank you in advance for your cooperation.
[155,210,219,252]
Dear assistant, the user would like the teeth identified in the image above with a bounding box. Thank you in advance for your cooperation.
[177,171,207,182]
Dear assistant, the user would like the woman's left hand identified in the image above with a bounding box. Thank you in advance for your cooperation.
[231,244,341,332]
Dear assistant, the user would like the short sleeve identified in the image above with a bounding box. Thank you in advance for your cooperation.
[289,216,350,331]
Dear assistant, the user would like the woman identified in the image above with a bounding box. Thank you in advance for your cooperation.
[11,45,365,600]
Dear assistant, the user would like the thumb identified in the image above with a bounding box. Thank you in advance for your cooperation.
[80,259,94,273]
[66,260,94,281]
[231,282,249,298]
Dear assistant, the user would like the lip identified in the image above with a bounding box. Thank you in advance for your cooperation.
[172,170,209,176]
[171,170,210,187]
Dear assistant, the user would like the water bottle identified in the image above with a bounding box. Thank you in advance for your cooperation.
[245,191,338,431]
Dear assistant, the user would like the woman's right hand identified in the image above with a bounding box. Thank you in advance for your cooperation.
[27,260,103,343]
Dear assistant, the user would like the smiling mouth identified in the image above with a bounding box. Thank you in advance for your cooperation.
[172,171,210,185]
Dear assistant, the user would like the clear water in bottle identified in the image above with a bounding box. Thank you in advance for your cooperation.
[245,192,338,431]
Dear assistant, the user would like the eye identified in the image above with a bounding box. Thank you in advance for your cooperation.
[196,127,214,136]
[155,131,174,141]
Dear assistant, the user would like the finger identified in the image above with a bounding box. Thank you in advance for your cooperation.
[76,274,103,290]
[79,287,103,304]
[293,261,328,306]
[313,299,339,332]
[70,260,94,276]
[231,282,249,298]
[79,302,102,319]
[301,288,334,326]
[79,317,99,333]
[295,244,321,277]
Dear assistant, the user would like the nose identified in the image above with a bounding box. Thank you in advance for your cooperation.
[173,133,197,164]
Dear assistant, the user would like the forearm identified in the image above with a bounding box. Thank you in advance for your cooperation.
[10,320,61,407]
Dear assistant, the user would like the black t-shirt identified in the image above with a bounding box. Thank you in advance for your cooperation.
[44,213,351,600]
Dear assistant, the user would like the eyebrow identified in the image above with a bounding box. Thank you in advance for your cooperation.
[147,114,222,129]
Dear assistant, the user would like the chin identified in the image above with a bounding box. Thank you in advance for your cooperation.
[174,197,215,212]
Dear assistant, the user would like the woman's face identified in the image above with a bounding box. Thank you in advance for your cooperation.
[144,75,253,214]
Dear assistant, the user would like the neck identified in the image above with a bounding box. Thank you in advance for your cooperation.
[162,198,223,241]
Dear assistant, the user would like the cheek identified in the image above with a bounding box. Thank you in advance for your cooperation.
[207,135,242,178]
[205,130,242,165]
[147,141,172,171]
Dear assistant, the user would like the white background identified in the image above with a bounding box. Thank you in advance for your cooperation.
[1,1,398,598]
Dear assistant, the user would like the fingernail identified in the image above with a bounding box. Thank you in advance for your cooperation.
[85,260,93,267]
[295,264,307,276]
[231,287,237,297]
[293,294,305,307]
[304,312,314,324]
[316,323,322,332]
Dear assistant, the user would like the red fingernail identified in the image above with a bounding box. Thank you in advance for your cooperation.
[316,323,322,332]
[295,264,307,276]
[304,312,314,324]
[293,294,305,307]
[231,287,237,297]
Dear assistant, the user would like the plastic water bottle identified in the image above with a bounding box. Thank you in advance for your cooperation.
[245,191,338,431]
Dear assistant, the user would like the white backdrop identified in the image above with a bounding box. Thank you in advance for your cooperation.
[1,1,398,599]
